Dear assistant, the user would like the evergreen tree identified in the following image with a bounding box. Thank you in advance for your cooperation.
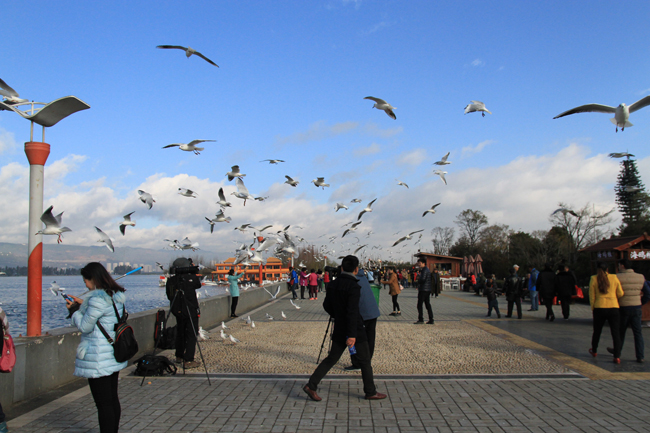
[615,158,650,235]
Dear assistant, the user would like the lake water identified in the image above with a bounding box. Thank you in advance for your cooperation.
[0,275,228,336]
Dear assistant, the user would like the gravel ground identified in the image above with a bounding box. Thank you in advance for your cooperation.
[186,320,571,374]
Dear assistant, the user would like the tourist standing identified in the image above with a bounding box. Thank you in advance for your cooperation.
[66,262,129,433]
[382,267,401,315]
[527,266,539,311]
[611,260,645,362]
[299,268,308,299]
[536,264,557,321]
[288,267,298,299]
[555,265,577,320]
[588,263,624,363]
[484,278,501,318]
[228,268,244,317]
[432,268,442,297]
[504,267,523,319]
[414,258,434,324]
[308,268,318,300]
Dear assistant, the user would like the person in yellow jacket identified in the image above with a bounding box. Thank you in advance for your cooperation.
[589,262,624,363]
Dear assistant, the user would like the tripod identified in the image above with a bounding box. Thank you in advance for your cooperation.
[141,284,211,386]
[316,317,334,364]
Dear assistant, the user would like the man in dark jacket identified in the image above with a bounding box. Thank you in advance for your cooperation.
[536,263,557,321]
[344,268,381,371]
[555,264,577,320]
[432,268,442,297]
[415,258,434,324]
[304,255,386,402]
[504,266,523,319]
[166,258,202,368]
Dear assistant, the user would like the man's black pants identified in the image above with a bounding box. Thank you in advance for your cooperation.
[507,298,522,318]
[308,337,377,396]
[175,313,199,361]
[417,291,433,322]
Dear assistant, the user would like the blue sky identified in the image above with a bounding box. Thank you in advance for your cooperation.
[2,1,650,262]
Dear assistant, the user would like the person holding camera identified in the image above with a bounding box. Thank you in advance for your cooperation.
[166,258,202,369]
[66,262,128,433]
[227,268,244,317]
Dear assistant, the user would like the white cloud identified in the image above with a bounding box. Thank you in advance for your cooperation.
[363,122,402,138]
[0,127,17,155]
[354,143,381,157]
[461,140,495,158]
[362,21,388,36]
[275,121,358,146]
[397,148,427,166]
[471,59,484,67]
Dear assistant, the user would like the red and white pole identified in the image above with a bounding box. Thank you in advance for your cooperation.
[25,141,50,337]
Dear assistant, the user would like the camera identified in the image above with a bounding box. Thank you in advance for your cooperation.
[170,258,199,275]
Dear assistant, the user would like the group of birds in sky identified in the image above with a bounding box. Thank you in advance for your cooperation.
[5,38,649,265]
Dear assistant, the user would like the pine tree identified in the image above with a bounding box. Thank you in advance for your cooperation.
[615,158,650,235]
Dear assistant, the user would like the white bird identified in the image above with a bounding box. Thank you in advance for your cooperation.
[396,179,409,189]
[265,313,274,321]
[464,100,492,117]
[423,203,441,217]
[49,281,64,297]
[95,226,115,252]
[551,208,578,217]
[335,203,349,212]
[231,177,256,206]
[350,198,362,203]
[226,165,246,181]
[392,230,424,247]
[624,185,643,193]
[257,236,279,252]
[554,96,650,132]
[264,286,281,299]
[281,311,287,320]
[433,170,447,185]
[357,199,377,221]
[251,224,273,233]
[119,212,136,236]
[364,96,396,120]
[197,327,209,341]
[178,188,197,198]
[311,177,330,189]
[290,299,301,310]
[205,210,231,233]
[229,334,241,344]
[36,206,71,243]
[162,139,215,155]
[179,237,199,251]
[220,329,228,340]
[156,45,219,67]
[284,175,299,187]
[261,159,284,164]
[0,78,28,105]
[221,321,229,329]
[216,187,232,208]
[234,224,251,233]
[251,320,255,328]
[138,190,155,210]
[434,152,451,166]
[342,221,363,238]
[354,245,367,254]
[609,152,635,158]
[245,316,252,325]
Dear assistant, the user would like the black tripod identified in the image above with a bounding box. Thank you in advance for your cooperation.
[316,317,334,364]
[141,286,211,386]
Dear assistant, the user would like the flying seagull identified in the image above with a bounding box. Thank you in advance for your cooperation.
[231,177,256,205]
[311,177,330,189]
[261,159,284,164]
[156,45,219,67]
[205,210,231,232]
[553,96,650,132]
[0,78,28,105]
[138,190,155,209]
[624,185,643,193]
[357,199,377,221]
[162,139,215,155]
[364,96,396,120]
[119,212,136,235]
[335,203,349,212]
[290,299,301,309]
[392,230,424,247]
[49,281,65,297]
[95,226,115,253]
[434,152,451,166]
[464,100,492,117]
[422,203,441,217]
[350,198,362,203]
[234,223,251,233]
[551,208,578,218]
[609,152,635,159]
[264,286,281,300]
[226,165,246,181]
[433,170,447,185]
[354,244,367,254]
[178,188,197,198]
[216,187,232,208]
[396,179,409,189]
[36,206,71,243]
[284,175,299,187]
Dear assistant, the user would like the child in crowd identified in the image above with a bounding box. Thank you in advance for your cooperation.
[484,278,501,318]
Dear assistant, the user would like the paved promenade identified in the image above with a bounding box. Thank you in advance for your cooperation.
[8,287,650,432]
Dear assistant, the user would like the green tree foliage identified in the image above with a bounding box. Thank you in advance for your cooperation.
[615,158,650,236]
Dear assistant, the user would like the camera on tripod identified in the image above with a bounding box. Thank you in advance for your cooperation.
[170,265,199,275]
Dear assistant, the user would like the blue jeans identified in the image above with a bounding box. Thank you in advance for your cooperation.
[290,282,298,299]
[620,306,644,360]
[529,291,539,310]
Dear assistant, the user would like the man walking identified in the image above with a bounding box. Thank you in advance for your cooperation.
[304,255,386,401]
[609,259,645,362]
[527,266,539,311]
[344,268,381,371]
[504,266,523,319]
[414,258,434,324]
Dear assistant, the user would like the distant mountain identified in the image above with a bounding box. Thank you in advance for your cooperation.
[0,242,222,269]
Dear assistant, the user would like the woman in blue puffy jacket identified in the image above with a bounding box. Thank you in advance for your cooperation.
[66,262,128,433]
[228,268,244,317]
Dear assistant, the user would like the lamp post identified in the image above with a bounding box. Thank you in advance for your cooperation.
[1,96,90,336]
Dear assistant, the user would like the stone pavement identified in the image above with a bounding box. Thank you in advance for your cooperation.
[8,287,650,432]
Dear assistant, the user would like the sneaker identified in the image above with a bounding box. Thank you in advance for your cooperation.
[344,365,361,371]
[184,360,201,369]
[303,384,322,401]
[413,321,424,325]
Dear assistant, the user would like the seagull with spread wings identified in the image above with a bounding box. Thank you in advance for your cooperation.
[231,177,256,205]
[422,203,441,217]
[119,212,135,235]
[554,96,650,132]
[95,226,115,252]
[36,206,71,243]
[392,230,424,247]
[178,188,197,198]
[464,100,492,117]
[364,96,396,119]
[284,175,299,187]
[156,45,219,67]
[138,190,155,209]
[261,159,284,164]
[162,139,214,155]
[216,187,232,208]
[311,177,330,189]
[357,199,377,221]
[433,170,447,185]
[434,152,451,166]
[226,165,246,181]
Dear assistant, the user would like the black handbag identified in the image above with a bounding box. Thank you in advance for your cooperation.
[98,301,139,362]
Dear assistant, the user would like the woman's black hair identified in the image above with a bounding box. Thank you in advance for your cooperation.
[228,269,234,275]
[80,262,124,296]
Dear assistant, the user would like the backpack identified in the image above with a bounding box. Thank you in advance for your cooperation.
[98,301,139,363]
[157,325,177,350]
[0,321,16,373]
[133,355,177,376]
